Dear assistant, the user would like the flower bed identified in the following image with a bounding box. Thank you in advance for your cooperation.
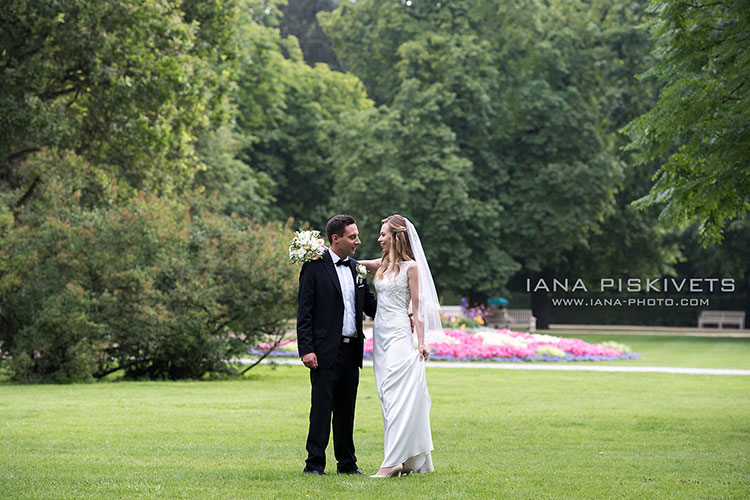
[418,328,640,362]
[249,338,300,358]
[251,328,640,362]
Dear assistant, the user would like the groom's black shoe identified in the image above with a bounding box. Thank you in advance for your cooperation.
[338,467,366,475]
[303,467,325,475]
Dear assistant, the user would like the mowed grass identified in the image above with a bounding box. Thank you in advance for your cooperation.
[1,361,749,499]
[552,333,750,368]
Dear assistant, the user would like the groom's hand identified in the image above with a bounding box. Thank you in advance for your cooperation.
[302,353,318,370]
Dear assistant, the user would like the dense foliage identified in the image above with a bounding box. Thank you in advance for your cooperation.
[0,164,296,382]
[0,0,298,381]
[1,0,747,380]
[320,2,620,299]
[624,0,750,244]
[313,0,665,326]
[0,0,239,195]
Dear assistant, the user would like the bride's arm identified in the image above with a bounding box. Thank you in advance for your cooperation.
[358,258,381,274]
[407,264,429,360]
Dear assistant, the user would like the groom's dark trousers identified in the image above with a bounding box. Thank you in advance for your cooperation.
[296,251,377,473]
[306,338,359,472]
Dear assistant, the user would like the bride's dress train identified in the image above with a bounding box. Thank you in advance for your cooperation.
[373,260,433,472]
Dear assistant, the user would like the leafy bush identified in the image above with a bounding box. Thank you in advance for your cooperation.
[0,179,296,382]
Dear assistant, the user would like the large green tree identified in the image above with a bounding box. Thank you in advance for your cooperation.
[0,0,240,200]
[545,0,681,281]
[330,86,505,296]
[232,7,374,229]
[320,0,625,313]
[624,0,750,244]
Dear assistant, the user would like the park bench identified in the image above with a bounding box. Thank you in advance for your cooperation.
[506,309,537,332]
[697,310,745,329]
[483,308,537,332]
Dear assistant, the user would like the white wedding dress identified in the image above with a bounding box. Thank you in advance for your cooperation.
[373,260,434,472]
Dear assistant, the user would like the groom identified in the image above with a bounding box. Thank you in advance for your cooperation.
[297,214,377,475]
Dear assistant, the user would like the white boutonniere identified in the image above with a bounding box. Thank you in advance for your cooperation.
[356,264,367,284]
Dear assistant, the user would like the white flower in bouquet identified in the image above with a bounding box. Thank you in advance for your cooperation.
[289,230,327,264]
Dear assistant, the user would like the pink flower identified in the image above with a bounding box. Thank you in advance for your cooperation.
[255,338,296,350]
[257,327,627,361]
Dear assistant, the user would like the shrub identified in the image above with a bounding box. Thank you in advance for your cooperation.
[0,183,296,382]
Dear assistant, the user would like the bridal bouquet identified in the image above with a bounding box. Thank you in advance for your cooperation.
[289,230,327,263]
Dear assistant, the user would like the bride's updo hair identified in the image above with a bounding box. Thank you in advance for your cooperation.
[376,214,415,281]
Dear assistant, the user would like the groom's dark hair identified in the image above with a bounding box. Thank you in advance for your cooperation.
[326,214,356,243]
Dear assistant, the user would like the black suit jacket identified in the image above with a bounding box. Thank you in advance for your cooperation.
[296,251,377,369]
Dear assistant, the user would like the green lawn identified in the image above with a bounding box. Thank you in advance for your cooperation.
[1,360,749,499]
[553,333,750,369]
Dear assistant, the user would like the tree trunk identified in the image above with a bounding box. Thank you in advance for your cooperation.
[531,288,551,330]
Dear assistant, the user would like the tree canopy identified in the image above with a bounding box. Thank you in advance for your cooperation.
[624,0,750,244]
[319,0,627,300]
[0,0,241,197]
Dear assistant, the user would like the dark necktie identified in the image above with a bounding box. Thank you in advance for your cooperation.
[336,259,350,267]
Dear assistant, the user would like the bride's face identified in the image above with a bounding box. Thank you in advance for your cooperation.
[377,223,392,251]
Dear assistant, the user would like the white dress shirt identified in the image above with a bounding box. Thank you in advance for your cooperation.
[329,248,357,338]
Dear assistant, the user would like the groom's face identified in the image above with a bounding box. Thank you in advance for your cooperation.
[331,223,361,258]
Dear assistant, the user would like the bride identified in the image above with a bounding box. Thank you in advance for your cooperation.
[361,214,444,478]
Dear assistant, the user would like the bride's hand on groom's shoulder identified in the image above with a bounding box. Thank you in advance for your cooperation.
[358,259,381,274]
